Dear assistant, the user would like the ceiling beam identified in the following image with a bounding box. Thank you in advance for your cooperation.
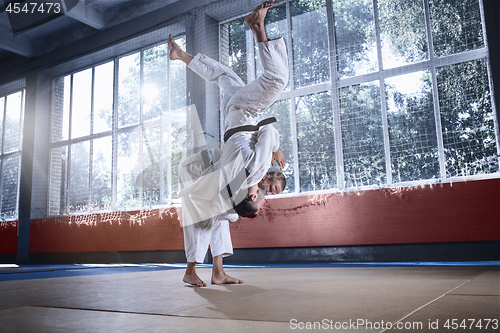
[0,11,34,57]
[0,32,34,58]
[0,0,221,84]
[62,0,107,31]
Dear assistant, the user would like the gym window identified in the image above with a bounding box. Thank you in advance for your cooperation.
[0,89,25,221]
[48,37,187,215]
[220,0,498,194]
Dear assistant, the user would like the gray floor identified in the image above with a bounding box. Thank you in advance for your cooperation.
[0,264,498,332]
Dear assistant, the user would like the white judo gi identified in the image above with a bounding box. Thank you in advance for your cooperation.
[179,37,288,263]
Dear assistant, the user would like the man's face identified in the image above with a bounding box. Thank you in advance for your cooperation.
[258,175,283,195]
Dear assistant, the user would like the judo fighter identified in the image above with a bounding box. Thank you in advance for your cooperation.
[169,0,288,286]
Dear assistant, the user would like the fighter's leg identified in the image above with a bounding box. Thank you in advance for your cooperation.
[208,215,243,284]
[183,262,207,287]
[245,0,274,42]
[182,220,212,287]
[224,1,288,124]
[170,33,245,107]
[211,255,244,285]
[168,34,193,65]
[225,37,288,123]
[169,32,243,101]
[186,55,245,112]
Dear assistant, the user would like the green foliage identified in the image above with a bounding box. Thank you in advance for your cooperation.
[437,59,497,176]
[1,154,20,219]
[340,82,386,187]
[69,141,90,210]
[227,17,248,83]
[333,0,377,77]
[386,73,440,182]
[291,0,330,87]
[91,140,112,208]
[296,91,336,191]
[430,0,484,57]
[379,0,428,64]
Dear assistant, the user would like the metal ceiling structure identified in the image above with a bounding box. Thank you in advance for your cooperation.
[0,0,184,72]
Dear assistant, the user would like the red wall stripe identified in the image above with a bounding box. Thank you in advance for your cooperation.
[0,222,18,254]
[231,179,500,248]
[0,178,498,255]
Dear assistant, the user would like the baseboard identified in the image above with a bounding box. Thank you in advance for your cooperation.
[2,241,498,264]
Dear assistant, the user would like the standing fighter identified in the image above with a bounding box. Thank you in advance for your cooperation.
[169,0,288,286]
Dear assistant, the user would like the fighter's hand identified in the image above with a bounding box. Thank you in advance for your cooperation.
[272,149,286,169]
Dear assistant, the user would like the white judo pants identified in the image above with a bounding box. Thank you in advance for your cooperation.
[183,38,288,263]
[187,37,289,132]
[183,215,234,263]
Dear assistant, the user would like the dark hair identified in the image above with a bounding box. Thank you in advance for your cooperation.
[233,195,259,218]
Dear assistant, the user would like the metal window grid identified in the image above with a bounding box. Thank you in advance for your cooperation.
[219,0,499,195]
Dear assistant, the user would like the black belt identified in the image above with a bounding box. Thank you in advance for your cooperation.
[223,117,277,142]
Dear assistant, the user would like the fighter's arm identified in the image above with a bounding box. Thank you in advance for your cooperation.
[272,148,286,169]
[254,124,285,169]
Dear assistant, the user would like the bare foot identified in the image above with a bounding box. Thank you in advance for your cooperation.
[183,271,207,287]
[245,0,274,41]
[211,272,244,285]
[168,34,181,61]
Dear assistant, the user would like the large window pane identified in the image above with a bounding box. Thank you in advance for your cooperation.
[70,141,90,210]
[1,153,20,219]
[0,97,3,150]
[4,91,23,153]
[430,0,484,57]
[51,75,71,142]
[296,91,336,192]
[92,136,112,209]
[143,43,169,122]
[264,99,295,193]
[340,82,386,188]
[291,0,330,88]
[93,62,114,134]
[386,71,439,183]
[379,0,428,69]
[118,53,140,127]
[170,37,187,112]
[71,68,92,138]
[63,76,71,140]
[141,125,162,206]
[117,131,140,209]
[437,59,498,177]
[224,17,248,83]
[0,89,24,220]
[49,146,68,215]
[333,0,377,78]
[164,113,186,200]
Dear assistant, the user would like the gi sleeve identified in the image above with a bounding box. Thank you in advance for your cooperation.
[254,124,280,168]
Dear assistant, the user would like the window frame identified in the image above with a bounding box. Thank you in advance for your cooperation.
[219,0,500,196]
